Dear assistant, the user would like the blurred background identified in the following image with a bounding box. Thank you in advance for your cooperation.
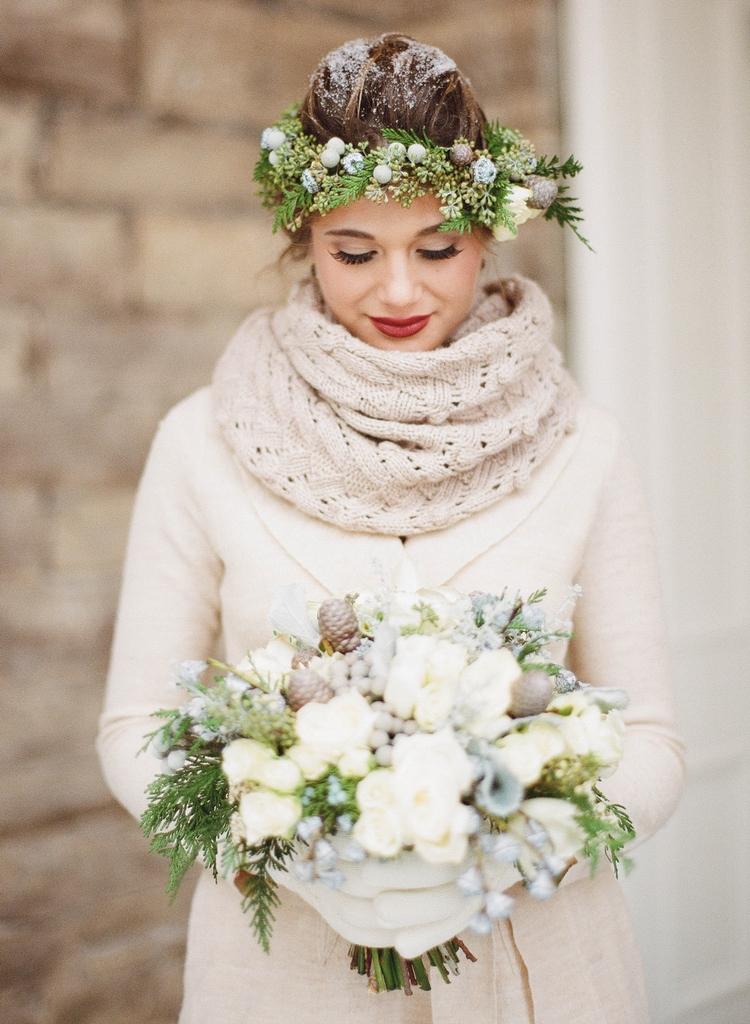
[0,1,747,1022]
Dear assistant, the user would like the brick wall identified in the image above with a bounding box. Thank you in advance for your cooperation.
[0,3,563,1020]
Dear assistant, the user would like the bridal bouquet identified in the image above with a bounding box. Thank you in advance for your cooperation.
[140,570,635,994]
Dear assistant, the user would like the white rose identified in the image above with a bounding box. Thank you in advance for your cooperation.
[411,639,464,729]
[519,797,587,860]
[494,730,546,786]
[239,790,302,846]
[295,690,376,759]
[413,679,456,731]
[353,806,404,858]
[392,729,474,795]
[384,634,435,719]
[412,803,474,864]
[426,639,468,687]
[457,648,521,739]
[222,738,273,785]
[338,746,374,778]
[526,719,568,762]
[356,767,398,811]
[236,637,296,687]
[492,185,543,241]
[385,591,425,631]
[286,743,331,781]
[569,707,625,768]
[548,691,592,716]
[391,730,474,848]
[254,755,303,793]
[416,588,473,632]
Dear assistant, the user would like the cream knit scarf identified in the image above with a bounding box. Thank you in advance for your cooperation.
[211,273,581,535]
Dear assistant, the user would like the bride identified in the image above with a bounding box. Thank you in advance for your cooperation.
[97,31,686,1023]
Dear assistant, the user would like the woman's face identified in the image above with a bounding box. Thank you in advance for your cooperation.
[309,193,486,351]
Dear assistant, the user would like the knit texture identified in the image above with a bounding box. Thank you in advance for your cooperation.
[211,273,581,535]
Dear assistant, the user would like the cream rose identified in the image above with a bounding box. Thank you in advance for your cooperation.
[222,738,274,786]
[239,790,302,846]
[457,648,521,740]
[494,730,546,786]
[383,634,435,719]
[492,185,543,242]
[413,639,465,730]
[519,797,587,860]
[353,806,404,858]
[253,755,303,793]
[338,746,374,778]
[286,742,331,781]
[391,730,474,859]
[295,689,376,759]
[356,767,398,811]
[236,637,296,688]
[412,803,475,864]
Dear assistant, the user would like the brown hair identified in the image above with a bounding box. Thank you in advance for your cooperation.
[277,33,494,270]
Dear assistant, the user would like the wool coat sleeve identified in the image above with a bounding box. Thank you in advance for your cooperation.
[95,402,224,823]
[559,424,687,887]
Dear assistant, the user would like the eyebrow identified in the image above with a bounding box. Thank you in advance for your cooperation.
[323,222,451,240]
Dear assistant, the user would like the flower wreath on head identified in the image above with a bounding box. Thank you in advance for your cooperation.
[254,101,592,249]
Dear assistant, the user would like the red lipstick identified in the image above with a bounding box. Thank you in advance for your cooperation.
[369,314,432,338]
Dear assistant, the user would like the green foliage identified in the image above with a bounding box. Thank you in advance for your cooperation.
[567,782,637,878]
[236,837,296,954]
[140,753,232,897]
[300,769,361,832]
[252,110,590,247]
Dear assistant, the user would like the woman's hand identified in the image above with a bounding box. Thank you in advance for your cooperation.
[235,839,522,959]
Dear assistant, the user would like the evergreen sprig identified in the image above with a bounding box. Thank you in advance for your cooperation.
[140,753,232,896]
[544,187,595,252]
[568,783,636,878]
[236,837,296,953]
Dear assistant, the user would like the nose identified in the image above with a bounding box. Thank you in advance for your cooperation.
[376,251,424,311]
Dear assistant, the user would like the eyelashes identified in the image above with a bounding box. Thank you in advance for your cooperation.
[332,244,461,265]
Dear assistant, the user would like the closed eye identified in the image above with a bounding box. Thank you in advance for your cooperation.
[332,244,462,265]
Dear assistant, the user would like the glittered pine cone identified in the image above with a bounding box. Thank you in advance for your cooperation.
[450,142,474,167]
[509,669,554,717]
[524,175,559,210]
[291,646,318,670]
[317,598,361,653]
[285,668,334,711]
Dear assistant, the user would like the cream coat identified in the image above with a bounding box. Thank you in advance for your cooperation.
[96,384,687,1023]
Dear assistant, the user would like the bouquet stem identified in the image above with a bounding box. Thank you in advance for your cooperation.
[347,937,476,994]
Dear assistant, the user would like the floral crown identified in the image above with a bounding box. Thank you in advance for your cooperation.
[254,102,592,249]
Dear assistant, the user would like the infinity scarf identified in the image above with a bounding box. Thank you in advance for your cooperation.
[211,273,581,535]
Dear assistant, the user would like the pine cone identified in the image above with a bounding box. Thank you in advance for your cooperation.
[317,598,361,653]
[509,670,554,717]
[291,646,318,670]
[286,668,334,711]
[450,143,474,167]
[524,175,559,210]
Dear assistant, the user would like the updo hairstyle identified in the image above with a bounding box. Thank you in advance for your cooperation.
[278,32,495,268]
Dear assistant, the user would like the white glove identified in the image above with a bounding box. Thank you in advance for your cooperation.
[266,837,521,959]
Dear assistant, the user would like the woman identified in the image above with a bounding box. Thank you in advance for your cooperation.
[96,33,686,1023]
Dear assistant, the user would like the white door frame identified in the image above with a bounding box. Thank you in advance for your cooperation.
[559,2,750,1022]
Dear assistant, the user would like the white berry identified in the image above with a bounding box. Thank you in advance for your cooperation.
[369,676,386,697]
[407,143,427,163]
[375,745,393,766]
[269,150,281,166]
[373,164,393,185]
[266,128,286,150]
[320,148,340,168]
[327,136,346,155]
[166,749,187,772]
[369,728,389,749]
[387,142,407,160]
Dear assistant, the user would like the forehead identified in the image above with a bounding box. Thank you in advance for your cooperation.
[312,193,449,240]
